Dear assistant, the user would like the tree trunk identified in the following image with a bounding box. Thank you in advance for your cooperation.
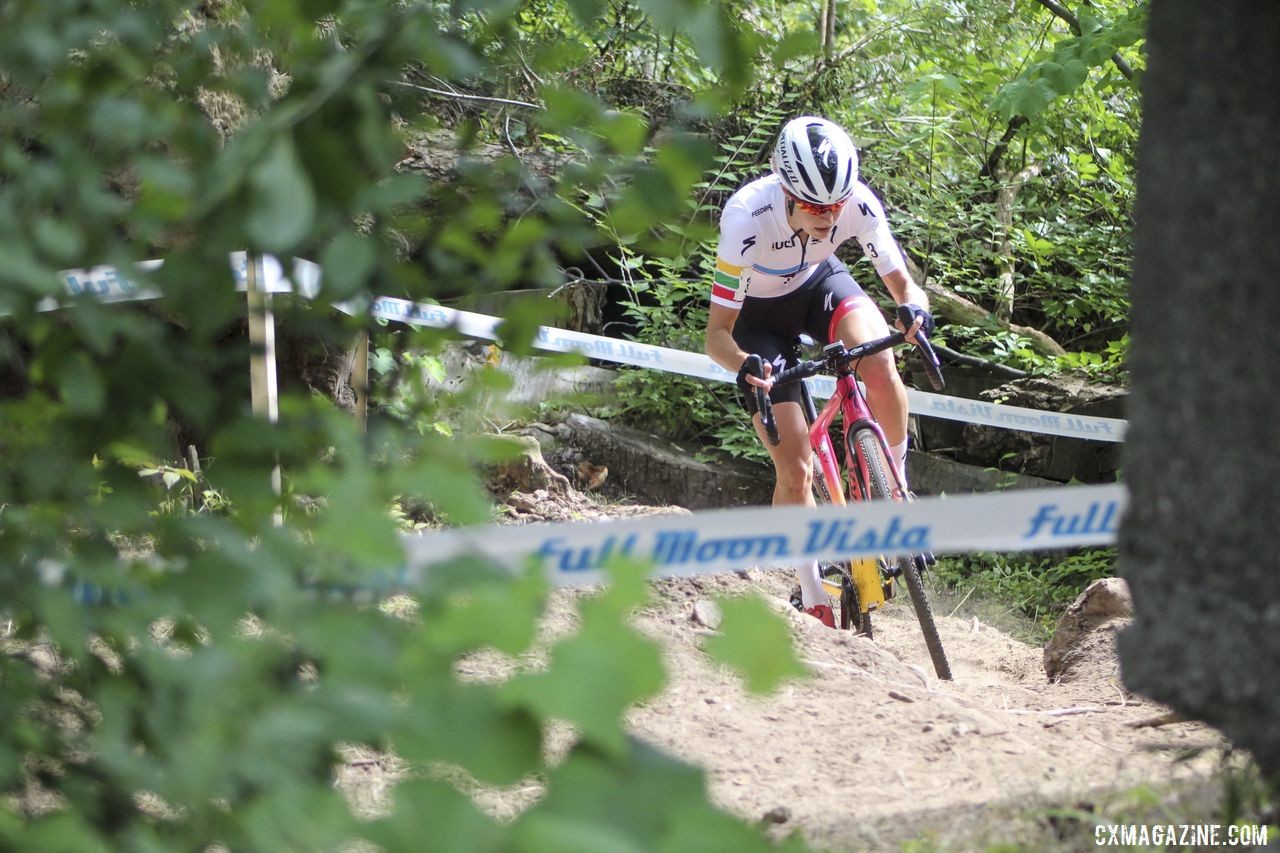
[1118,2,1280,780]
[818,0,836,57]
[993,161,1044,322]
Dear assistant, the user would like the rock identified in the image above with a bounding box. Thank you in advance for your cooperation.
[558,413,773,509]
[957,373,1126,484]
[761,806,791,824]
[1043,578,1133,683]
[692,599,722,630]
[905,449,1058,496]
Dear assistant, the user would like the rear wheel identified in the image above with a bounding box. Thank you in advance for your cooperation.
[849,429,952,680]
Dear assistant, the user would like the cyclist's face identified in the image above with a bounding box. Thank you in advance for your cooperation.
[785,191,844,238]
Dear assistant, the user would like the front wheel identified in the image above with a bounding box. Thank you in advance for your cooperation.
[849,428,952,680]
[898,554,952,680]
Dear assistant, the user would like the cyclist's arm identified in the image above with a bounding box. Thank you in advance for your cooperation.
[706,302,749,371]
[879,266,932,343]
[879,267,928,311]
[707,195,769,381]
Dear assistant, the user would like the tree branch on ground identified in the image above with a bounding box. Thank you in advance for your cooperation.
[906,257,1068,357]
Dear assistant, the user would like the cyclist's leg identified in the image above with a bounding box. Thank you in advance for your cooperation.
[733,301,813,505]
[733,317,829,620]
[807,261,911,485]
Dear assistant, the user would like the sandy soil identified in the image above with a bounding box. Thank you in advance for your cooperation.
[624,569,1229,850]
[338,482,1237,850]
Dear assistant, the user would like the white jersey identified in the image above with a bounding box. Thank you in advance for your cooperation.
[710,174,906,308]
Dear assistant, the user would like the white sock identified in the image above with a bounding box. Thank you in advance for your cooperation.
[889,438,909,492]
[797,561,826,609]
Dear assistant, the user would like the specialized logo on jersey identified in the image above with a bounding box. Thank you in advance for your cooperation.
[824,292,835,312]
[741,236,757,251]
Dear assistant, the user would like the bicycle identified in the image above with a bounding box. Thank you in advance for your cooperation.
[744,305,953,680]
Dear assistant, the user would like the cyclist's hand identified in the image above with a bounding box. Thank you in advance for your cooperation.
[736,355,774,393]
[896,303,935,344]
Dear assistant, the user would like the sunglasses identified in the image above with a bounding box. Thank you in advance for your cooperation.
[785,191,846,216]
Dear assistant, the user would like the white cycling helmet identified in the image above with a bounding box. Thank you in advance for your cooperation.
[771,116,859,206]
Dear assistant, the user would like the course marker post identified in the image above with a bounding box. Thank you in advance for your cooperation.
[245,254,284,525]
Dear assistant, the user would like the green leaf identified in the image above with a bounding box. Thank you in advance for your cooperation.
[246,135,316,252]
[703,594,807,693]
[423,568,548,656]
[320,232,377,298]
[502,561,663,757]
[564,0,606,26]
[57,352,105,416]
[400,679,542,785]
[512,813,647,853]
[513,738,779,852]
[371,780,506,853]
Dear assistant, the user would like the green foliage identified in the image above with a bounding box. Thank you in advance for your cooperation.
[934,547,1118,640]
[605,0,1143,446]
[504,561,664,758]
[842,0,1142,363]
[0,0,807,848]
[993,2,1148,122]
[704,594,808,693]
[597,96,796,458]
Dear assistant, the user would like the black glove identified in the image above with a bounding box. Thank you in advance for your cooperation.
[737,355,765,414]
[897,303,935,337]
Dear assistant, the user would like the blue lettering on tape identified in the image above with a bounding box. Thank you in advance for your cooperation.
[652,530,791,566]
[1022,501,1118,539]
[65,268,138,297]
[535,534,639,572]
[802,516,929,555]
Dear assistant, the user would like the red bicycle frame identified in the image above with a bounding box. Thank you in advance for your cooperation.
[805,369,905,511]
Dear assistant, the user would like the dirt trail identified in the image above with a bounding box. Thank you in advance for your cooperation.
[623,568,1228,849]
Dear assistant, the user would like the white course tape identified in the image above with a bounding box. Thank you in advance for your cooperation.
[371,295,1126,443]
[37,253,316,313]
[907,389,1126,442]
[399,484,1125,588]
[30,255,1125,441]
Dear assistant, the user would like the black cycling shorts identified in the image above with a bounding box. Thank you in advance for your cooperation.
[732,256,869,409]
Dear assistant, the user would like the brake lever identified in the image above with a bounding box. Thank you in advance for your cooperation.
[744,354,780,446]
[895,305,945,391]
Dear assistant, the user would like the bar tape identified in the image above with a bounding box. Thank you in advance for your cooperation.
[30,255,1126,442]
[398,484,1127,589]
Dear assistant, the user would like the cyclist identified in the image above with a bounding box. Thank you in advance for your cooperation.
[704,115,935,628]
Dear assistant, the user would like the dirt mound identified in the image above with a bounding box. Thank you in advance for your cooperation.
[1043,577,1133,686]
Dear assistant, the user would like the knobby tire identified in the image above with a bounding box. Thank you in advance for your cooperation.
[850,429,952,680]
